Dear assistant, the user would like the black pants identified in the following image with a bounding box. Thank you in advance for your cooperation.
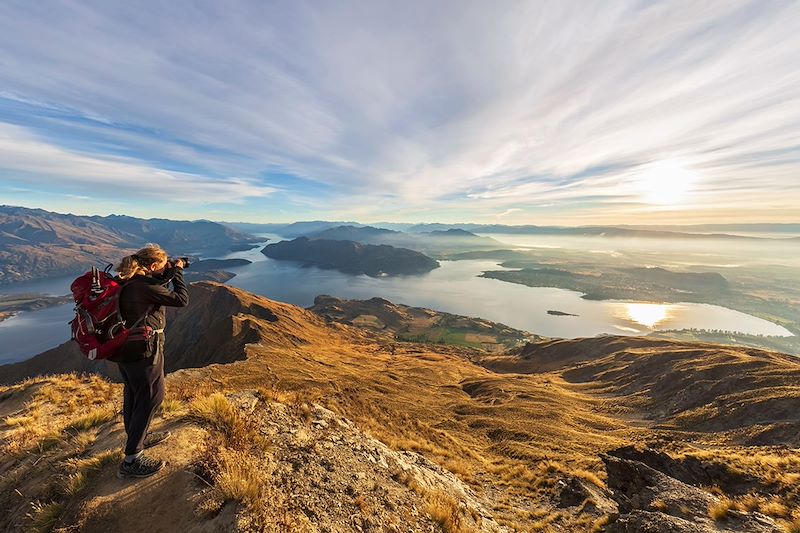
[118,350,164,456]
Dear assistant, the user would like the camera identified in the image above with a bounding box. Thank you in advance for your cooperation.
[168,256,191,268]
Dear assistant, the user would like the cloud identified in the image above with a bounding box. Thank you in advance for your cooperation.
[0,123,276,203]
[497,208,522,219]
[0,1,798,222]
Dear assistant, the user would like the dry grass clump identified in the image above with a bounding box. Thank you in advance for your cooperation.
[443,457,473,480]
[708,497,733,520]
[26,500,64,533]
[159,397,185,417]
[389,466,475,532]
[496,510,563,532]
[60,450,120,497]
[677,448,800,489]
[189,393,264,450]
[353,494,368,514]
[651,498,668,511]
[760,499,791,518]
[191,391,291,530]
[209,446,268,505]
[256,386,297,405]
[678,447,800,521]
[705,492,796,521]
[572,468,606,489]
[782,518,800,533]
[591,515,611,532]
[424,490,465,533]
[390,466,421,491]
[64,407,115,432]
[1,374,118,456]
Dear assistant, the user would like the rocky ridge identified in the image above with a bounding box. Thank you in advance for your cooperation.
[0,283,798,531]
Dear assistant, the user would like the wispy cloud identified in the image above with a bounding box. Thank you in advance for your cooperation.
[0,1,798,222]
[497,208,522,219]
[0,123,276,203]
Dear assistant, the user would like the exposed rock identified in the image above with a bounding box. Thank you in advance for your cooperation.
[604,454,781,533]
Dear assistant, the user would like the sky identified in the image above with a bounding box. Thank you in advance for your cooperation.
[0,1,798,225]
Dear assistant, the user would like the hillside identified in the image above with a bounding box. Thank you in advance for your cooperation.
[0,206,258,284]
[310,294,539,352]
[1,283,799,531]
[262,237,440,276]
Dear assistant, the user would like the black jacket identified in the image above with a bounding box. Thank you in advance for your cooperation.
[110,267,189,363]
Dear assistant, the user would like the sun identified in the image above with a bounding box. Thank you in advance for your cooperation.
[625,303,670,328]
[637,159,697,205]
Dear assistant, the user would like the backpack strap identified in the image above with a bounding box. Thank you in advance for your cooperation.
[128,305,154,329]
[126,327,163,342]
[90,266,103,296]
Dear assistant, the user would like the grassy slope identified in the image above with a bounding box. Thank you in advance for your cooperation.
[2,284,799,531]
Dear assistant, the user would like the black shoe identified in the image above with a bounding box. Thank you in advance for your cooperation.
[143,431,171,449]
[117,455,163,479]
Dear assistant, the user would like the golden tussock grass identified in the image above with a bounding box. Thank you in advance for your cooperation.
[651,498,668,511]
[256,386,296,405]
[708,497,733,520]
[782,519,800,533]
[159,397,185,417]
[677,448,800,488]
[572,468,606,489]
[705,492,796,520]
[191,392,290,530]
[442,457,473,479]
[1,374,118,456]
[70,431,97,452]
[423,490,466,533]
[591,515,611,532]
[760,499,791,518]
[64,407,115,432]
[189,393,264,450]
[4,413,39,427]
[26,500,64,533]
[60,450,120,496]
[209,446,268,505]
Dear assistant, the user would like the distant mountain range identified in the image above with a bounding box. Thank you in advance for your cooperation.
[261,237,439,276]
[226,219,800,241]
[0,205,259,285]
[304,225,503,255]
[3,205,795,286]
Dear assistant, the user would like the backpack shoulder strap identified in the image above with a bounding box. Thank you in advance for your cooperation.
[128,305,154,329]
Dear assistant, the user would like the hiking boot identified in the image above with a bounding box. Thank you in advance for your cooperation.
[143,430,171,449]
[117,454,163,479]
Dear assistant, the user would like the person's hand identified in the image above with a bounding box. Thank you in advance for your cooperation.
[173,258,186,269]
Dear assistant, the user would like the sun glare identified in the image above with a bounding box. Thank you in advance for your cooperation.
[625,303,670,328]
[638,159,697,206]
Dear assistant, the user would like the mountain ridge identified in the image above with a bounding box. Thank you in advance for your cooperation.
[1,282,798,531]
[0,205,259,284]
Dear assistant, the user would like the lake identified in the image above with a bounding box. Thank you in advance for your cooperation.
[0,233,793,364]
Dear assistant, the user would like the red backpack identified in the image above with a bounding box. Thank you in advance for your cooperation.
[70,266,152,360]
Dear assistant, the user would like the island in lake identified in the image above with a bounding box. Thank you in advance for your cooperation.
[262,237,439,276]
[547,310,579,317]
[0,293,72,323]
[182,258,252,284]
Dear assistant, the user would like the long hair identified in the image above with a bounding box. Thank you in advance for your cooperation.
[116,244,168,280]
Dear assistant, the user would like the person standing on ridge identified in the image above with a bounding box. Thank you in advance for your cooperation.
[111,244,188,478]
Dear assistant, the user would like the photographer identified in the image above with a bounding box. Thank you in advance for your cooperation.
[111,244,189,479]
